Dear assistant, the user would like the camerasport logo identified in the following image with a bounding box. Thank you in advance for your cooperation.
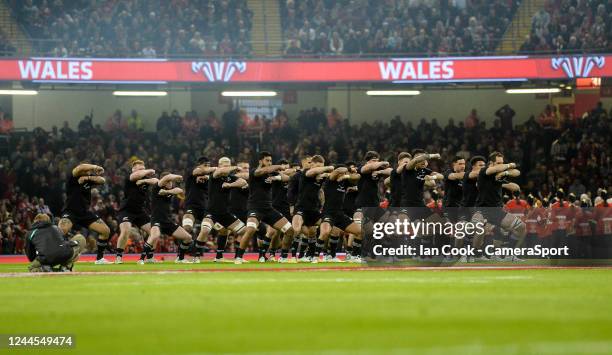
[191,61,247,82]
[378,59,454,81]
[551,56,605,78]
[18,60,93,80]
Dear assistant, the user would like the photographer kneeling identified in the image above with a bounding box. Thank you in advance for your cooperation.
[25,214,86,272]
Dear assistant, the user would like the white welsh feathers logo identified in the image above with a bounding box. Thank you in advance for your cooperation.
[551,56,605,78]
[191,61,247,82]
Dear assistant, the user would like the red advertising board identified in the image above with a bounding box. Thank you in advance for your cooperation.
[0,55,609,84]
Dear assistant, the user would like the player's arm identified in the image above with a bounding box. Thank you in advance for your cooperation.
[384,177,391,188]
[159,187,184,196]
[330,167,348,180]
[306,166,334,177]
[130,169,155,181]
[424,180,437,188]
[360,161,389,174]
[213,166,240,178]
[73,164,103,177]
[193,166,216,176]
[254,165,284,177]
[78,175,106,185]
[347,173,361,182]
[447,172,466,180]
[372,167,393,179]
[222,178,247,189]
[425,172,444,181]
[235,171,249,180]
[136,177,159,186]
[405,153,440,170]
[502,183,520,192]
[159,174,183,186]
[486,163,516,175]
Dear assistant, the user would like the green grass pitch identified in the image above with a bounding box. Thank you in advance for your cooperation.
[1,264,611,354]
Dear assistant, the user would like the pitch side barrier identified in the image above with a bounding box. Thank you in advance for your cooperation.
[361,207,612,267]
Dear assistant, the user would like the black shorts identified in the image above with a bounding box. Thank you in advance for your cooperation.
[117,210,150,228]
[357,206,388,222]
[185,207,206,222]
[322,211,353,231]
[152,220,179,236]
[476,207,506,226]
[231,210,247,223]
[61,211,100,230]
[208,212,240,229]
[295,210,321,227]
[248,207,285,226]
[274,206,291,221]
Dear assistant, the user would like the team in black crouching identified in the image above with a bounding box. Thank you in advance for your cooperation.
[46,148,552,267]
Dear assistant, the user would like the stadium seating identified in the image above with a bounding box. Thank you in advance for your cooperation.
[10,0,253,57]
[280,0,519,56]
[519,0,610,54]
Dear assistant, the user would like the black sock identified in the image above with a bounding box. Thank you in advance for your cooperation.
[96,240,108,260]
[329,237,339,258]
[235,248,245,259]
[195,240,207,257]
[259,237,271,258]
[141,242,153,260]
[281,248,289,258]
[116,248,124,257]
[290,238,300,257]
[216,235,228,259]
[314,238,326,258]
[351,240,362,257]
[178,241,192,260]
[307,239,317,257]
[298,236,309,258]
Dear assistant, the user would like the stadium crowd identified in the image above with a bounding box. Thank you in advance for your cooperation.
[0,101,610,255]
[281,0,518,56]
[10,0,253,57]
[520,0,611,54]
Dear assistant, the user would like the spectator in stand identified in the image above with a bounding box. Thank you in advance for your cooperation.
[496,104,516,131]
[105,110,128,132]
[464,109,479,130]
[127,110,144,132]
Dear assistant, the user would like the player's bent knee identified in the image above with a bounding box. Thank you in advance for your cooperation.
[281,222,292,234]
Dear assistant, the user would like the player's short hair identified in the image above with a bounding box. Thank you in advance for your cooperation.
[397,152,411,161]
[311,155,325,163]
[131,159,144,167]
[345,160,357,167]
[300,155,312,162]
[469,155,486,166]
[197,156,209,165]
[412,148,426,156]
[160,171,171,178]
[258,151,272,160]
[34,213,50,223]
[364,151,379,161]
[277,159,289,165]
[488,151,504,162]
[451,156,464,164]
[218,157,231,165]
